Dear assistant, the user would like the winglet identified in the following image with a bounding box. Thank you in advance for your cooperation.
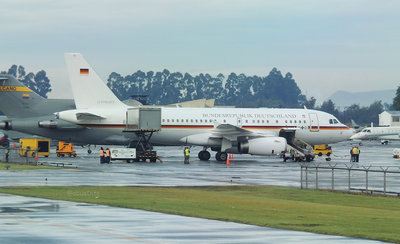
[64,53,126,110]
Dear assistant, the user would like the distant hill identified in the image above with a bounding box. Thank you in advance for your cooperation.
[328,89,395,109]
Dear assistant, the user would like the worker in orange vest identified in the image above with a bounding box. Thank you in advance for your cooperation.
[105,148,111,164]
[99,147,105,164]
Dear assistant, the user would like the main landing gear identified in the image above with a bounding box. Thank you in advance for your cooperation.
[198,150,211,161]
[215,151,228,161]
[197,147,228,162]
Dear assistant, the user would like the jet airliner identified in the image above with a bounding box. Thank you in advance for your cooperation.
[57,53,354,161]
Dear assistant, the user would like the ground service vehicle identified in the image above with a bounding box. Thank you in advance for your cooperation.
[19,138,50,157]
[56,141,77,157]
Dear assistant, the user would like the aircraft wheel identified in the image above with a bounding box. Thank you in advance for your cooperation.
[198,150,211,161]
[215,152,227,161]
[88,149,92,154]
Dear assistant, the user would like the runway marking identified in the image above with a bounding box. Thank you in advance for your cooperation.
[0,212,157,243]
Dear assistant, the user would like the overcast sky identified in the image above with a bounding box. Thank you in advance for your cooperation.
[1,0,399,102]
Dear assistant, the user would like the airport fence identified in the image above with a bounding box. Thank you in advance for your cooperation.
[0,147,41,165]
[300,163,400,196]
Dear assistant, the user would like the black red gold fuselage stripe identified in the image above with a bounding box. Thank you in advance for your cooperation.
[78,124,350,130]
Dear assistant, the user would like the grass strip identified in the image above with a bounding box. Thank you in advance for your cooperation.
[0,162,61,170]
[0,185,398,243]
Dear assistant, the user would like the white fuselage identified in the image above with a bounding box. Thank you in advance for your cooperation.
[58,107,353,146]
[350,126,400,141]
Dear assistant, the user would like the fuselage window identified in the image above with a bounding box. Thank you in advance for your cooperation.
[195,119,198,123]
[186,119,189,122]
[191,119,193,123]
[200,119,202,123]
[224,119,226,123]
[289,120,292,123]
[167,119,170,122]
[276,120,278,123]
[304,120,306,123]
[246,120,248,123]
[285,120,288,123]
[162,119,165,122]
[294,120,297,123]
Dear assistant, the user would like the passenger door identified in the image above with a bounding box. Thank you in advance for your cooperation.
[308,113,319,132]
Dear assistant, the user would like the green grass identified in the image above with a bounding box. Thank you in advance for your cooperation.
[0,185,398,243]
[0,162,61,170]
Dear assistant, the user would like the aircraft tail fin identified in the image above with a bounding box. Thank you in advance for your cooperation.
[0,74,48,118]
[64,53,126,110]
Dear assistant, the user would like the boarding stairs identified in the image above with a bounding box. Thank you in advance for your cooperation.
[280,130,315,162]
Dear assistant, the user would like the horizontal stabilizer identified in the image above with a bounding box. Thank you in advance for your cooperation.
[76,112,106,120]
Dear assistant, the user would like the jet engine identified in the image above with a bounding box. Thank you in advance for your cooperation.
[238,137,287,156]
[0,121,12,130]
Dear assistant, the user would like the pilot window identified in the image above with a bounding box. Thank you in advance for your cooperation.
[333,119,338,124]
[329,119,333,124]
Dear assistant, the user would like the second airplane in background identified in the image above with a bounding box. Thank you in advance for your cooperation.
[57,53,354,161]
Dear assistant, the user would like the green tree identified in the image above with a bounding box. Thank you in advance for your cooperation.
[392,86,400,110]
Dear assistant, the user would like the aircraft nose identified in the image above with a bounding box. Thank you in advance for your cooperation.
[350,133,361,140]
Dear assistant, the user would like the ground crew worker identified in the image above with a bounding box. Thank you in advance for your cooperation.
[105,148,111,164]
[351,146,359,162]
[350,146,355,162]
[5,147,10,162]
[99,147,105,164]
[354,146,360,162]
[184,147,190,164]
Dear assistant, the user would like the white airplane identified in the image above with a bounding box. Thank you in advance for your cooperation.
[350,126,400,144]
[57,53,354,161]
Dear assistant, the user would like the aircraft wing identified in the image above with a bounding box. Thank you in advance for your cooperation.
[210,123,276,141]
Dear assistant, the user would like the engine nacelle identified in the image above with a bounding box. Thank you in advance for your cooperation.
[38,120,58,128]
[0,121,12,130]
[238,137,287,156]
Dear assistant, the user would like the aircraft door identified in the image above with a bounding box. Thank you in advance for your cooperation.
[237,117,243,128]
[308,113,319,132]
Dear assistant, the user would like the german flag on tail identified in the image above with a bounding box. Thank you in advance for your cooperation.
[80,68,89,75]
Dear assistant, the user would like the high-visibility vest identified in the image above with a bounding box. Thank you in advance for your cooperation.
[185,148,190,156]
[352,147,358,155]
[100,150,104,156]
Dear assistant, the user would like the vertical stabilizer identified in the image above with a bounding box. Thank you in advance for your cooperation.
[0,75,47,118]
[64,53,126,110]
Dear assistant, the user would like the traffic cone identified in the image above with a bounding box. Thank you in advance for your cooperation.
[226,154,230,165]
[230,154,234,159]
[35,154,38,161]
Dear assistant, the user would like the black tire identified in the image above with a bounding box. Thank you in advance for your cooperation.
[88,149,92,154]
[216,152,228,161]
[127,159,134,163]
[150,158,157,163]
[327,152,331,157]
[198,150,211,161]
[318,152,322,157]
[326,157,331,161]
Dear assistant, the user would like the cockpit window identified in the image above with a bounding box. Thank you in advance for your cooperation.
[333,119,338,124]
[329,119,333,124]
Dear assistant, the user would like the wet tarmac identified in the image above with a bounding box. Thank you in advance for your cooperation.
[0,194,384,243]
[0,140,398,243]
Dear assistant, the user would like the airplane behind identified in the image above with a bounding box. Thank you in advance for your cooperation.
[0,74,130,146]
[350,126,400,144]
[57,53,354,161]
